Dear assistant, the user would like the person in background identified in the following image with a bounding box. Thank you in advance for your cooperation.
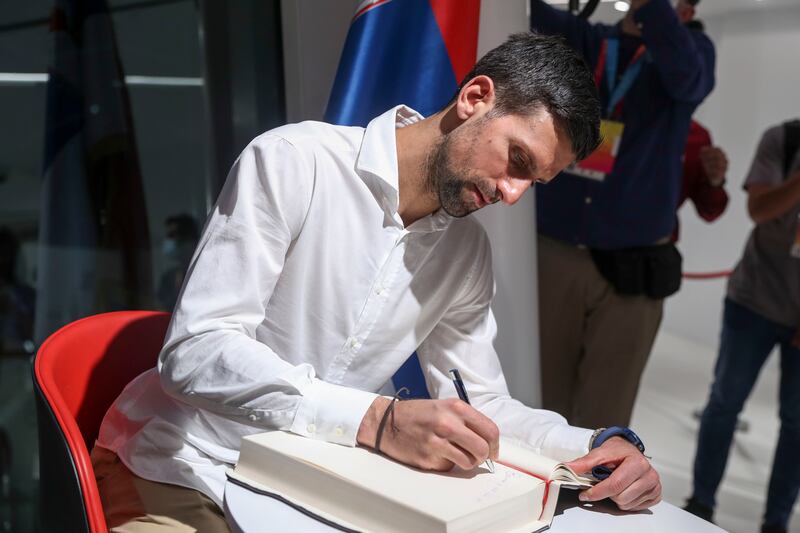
[684,120,800,533]
[530,0,715,429]
[673,120,729,242]
[0,227,35,355]
[156,214,199,312]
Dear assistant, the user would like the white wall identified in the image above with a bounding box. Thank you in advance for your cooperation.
[662,4,800,348]
[281,0,542,405]
[280,1,352,122]
[474,0,542,407]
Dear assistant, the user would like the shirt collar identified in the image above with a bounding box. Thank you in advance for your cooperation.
[355,105,454,232]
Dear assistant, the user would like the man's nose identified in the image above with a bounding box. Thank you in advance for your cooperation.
[497,177,532,206]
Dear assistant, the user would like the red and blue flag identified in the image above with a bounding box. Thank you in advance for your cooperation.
[326,0,481,397]
[325,0,480,126]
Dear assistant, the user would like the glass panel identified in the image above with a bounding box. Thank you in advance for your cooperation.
[0,0,207,529]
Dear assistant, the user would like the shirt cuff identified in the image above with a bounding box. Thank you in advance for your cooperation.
[289,379,379,446]
[542,425,595,462]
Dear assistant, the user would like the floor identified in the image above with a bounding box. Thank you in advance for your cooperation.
[632,330,799,533]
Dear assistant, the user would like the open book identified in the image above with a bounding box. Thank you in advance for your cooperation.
[227,431,595,533]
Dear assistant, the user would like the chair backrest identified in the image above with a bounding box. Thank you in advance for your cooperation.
[33,311,171,533]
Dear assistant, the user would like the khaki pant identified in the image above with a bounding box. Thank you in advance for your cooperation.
[91,447,230,533]
[537,235,663,429]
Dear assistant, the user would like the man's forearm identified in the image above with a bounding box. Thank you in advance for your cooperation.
[748,172,800,224]
[529,0,612,61]
[634,0,714,103]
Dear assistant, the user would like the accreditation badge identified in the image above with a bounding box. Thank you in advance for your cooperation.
[791,213,800,258]
[566,119,625,182]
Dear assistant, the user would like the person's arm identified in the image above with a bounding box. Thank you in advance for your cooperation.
[632,0,715,103]
[529,0,615,63]
[415,226,660,509]
[748,173,800,224]
[158,136,379,447]
[415,226,592,462]
[160,135,501,471]
[690,145,729,222]
[745,127,800,224]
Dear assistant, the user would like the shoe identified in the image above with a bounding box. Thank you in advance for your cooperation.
[683,497,714,523]
[760,524,787,533]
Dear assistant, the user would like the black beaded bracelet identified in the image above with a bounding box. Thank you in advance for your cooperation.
[374,387,409,453]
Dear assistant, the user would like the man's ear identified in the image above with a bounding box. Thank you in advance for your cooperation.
[454,75,495,121]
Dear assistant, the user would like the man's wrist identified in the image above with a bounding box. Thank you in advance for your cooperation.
[589,427,606,450]
[590,426,646,453]
[357,396,391,448]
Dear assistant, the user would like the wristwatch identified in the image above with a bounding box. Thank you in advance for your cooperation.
[589,426,646,454]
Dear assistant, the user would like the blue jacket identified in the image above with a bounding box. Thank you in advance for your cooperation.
[531,0,716,249]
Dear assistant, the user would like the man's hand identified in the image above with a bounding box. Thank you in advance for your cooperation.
[792,327,800,348]
[357,397,500,471]
[565,437,661,511]
[699,146,728,187]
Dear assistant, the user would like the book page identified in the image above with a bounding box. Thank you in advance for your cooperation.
[498,438,594,489]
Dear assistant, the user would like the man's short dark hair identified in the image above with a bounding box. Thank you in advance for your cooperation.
[454,32,601,161]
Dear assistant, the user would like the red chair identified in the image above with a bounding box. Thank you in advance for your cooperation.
[32,311,171,533]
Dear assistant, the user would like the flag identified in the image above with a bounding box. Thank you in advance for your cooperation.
[325,0,480,126]
[326,0,481,397]
[35,0,152,344]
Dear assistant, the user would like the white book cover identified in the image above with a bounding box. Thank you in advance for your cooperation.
[228,431,592,533]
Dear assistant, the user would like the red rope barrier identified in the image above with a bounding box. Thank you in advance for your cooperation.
[682,270,732,280]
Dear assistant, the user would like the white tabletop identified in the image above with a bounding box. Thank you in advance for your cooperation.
[223,479,727,533]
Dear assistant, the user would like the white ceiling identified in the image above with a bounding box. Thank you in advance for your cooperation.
[544,0,800,23]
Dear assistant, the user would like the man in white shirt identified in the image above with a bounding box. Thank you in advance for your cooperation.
[93,33,662,531]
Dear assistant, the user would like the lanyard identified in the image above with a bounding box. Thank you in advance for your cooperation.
[594,38,646,118]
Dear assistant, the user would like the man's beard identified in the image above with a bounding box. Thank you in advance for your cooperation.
[425,129,495,218]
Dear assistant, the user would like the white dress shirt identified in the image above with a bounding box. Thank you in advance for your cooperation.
[96,106,592,506]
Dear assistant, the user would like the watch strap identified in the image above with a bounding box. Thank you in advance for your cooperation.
[590,426,645,453]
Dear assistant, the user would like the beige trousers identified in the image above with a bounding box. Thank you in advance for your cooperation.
[537,234,663,429]
[91,447,231,533]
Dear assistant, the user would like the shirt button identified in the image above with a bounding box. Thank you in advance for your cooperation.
[375,286,383,295]
[585,196,592,204]
[248,414,257,421]
[307,424,316,434]
[334,426,344,437]
[350,338,359,348]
